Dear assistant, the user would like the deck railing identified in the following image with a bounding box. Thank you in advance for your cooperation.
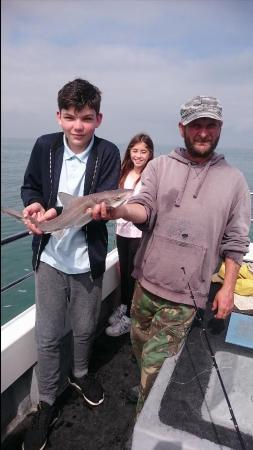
[1,231,33,293]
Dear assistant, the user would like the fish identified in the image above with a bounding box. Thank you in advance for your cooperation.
[1,188,133,234]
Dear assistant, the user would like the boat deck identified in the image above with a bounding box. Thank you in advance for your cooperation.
[2,333,139,450]
[132,284,253,450]
[2,286,253,450]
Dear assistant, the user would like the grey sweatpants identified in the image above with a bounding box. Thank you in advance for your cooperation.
[35,262,103,405]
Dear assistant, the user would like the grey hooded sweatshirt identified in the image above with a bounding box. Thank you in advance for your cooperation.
[129,148,251,308]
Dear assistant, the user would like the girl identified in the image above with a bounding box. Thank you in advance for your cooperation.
[106,133,154,336]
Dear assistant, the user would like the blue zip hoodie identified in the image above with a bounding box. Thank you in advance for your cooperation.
[21,132,121,278]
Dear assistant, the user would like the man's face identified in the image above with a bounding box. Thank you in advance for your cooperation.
[57,106,102,153]
[179,118,222,161]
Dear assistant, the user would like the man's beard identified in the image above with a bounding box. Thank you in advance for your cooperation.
[184,135,220,160]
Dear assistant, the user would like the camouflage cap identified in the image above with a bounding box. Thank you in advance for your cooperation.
[180,95,223,125]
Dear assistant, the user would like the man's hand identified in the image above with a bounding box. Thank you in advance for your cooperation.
[90,202,125,221]
[211,257,240,319]
[90,202,147,224]
[23,203,57,235]
[212,286,234,319]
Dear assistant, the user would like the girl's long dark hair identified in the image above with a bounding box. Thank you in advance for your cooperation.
[119,133,154,188]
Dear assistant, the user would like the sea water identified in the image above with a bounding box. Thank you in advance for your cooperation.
[1,138,252,325]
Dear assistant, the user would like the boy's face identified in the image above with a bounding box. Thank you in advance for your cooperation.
[57,106,102,153]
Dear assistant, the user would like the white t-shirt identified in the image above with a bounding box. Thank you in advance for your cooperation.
[116,174,142,239]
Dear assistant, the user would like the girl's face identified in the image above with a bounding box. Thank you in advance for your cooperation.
[130,142,151,170]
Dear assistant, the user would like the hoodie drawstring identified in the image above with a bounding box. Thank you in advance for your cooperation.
[193,159,212,199]
[171,148,224,207]
[174,158,213,207]
[175,163,191,207]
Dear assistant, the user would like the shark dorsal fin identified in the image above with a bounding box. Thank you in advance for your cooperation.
[58,192,75,208]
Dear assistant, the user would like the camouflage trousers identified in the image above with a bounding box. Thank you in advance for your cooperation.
[130,282,195,415]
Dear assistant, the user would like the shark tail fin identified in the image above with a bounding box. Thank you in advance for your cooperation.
[1,207,24,221]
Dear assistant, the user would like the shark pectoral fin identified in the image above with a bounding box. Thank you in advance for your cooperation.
[58,192,75,208]
[28,216,41,228]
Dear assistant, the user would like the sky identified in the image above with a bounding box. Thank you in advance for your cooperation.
[2,0,253,149]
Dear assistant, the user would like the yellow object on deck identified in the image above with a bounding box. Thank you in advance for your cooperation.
[217,262,253,296]
[211,262,253,314]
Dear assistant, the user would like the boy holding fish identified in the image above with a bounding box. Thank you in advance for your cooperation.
[21,78,121,450]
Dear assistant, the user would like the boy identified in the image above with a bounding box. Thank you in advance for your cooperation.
[21,78,121,450]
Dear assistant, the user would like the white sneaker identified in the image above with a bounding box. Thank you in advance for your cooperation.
[108,304,127,325]
[106,315,131,337]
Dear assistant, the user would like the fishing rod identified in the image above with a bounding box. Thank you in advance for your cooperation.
[181,267,246,450]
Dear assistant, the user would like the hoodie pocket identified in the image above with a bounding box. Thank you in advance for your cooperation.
[142,234,207,294]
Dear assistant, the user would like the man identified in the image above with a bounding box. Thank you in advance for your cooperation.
[91,95,251,415]
[21,78,121,450]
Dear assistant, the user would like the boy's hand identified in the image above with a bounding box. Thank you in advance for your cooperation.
[23,203,57,235]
